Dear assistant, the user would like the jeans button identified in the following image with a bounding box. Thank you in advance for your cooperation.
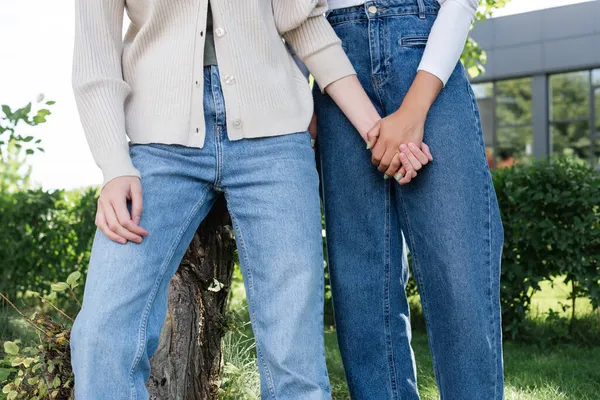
[368,5,377,14]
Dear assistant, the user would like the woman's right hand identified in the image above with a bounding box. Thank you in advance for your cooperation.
[96,176,148,244]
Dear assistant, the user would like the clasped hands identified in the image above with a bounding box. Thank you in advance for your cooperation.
[366,105,433,185]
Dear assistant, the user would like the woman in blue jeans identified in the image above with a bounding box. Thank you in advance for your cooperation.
[313,0,505,399]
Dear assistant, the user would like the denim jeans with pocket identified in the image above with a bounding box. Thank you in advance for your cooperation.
[314,1,504,399]
[71,66,331,400]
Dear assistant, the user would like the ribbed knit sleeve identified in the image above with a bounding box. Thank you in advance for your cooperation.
[274,0,356,90]
[72,0,140,187]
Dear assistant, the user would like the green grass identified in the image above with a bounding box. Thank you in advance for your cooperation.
[529,278,593,319]
[2,273,599,399]
[324,330,600,400]
[215,273,600,400]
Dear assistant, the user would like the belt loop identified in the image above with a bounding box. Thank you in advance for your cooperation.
[417,0,426,19]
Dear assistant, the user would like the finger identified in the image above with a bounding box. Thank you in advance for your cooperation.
[112,198,145,242]
[407,142,430,166]
[378,148,396,173]
[371,140,386,167]
[394,165,407,182]
[130,182,148,235]
[385,152,402,177]
[96,206,127,244]
[106,200,143,243]
[400,144,423,171]
[421,142,433,161]
[398,152,415,185]
[366,121,381,150]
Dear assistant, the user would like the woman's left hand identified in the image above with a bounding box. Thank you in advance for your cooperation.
[367,106,433,185]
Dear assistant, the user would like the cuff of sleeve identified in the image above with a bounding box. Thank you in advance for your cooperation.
[97,148,141,189]
[303,44,356,92]
[417,61,451,87]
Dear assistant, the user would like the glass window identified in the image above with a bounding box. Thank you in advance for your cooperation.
[595,88,600,167]
[593,69,600,87]
[473,83,494,149]
[551,120,591,161]
[496,78,533,126]
[497,126,533,167]
[595,88,600,126]
[550,71,590,121]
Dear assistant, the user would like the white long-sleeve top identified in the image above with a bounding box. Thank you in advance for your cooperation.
[327,0,478,85]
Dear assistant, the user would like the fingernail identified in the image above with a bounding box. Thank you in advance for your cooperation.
[310,139,316,147]
[134,216,141,225]
[394,173,403,181]
[400,144,407,151]
[120,239,127,245]
[383,174,390,180]
[366,141,372,150]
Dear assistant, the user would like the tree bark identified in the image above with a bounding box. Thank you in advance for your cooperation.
[147,197,235,400]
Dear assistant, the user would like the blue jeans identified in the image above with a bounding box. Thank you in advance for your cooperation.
[71,66,331,400]
[314,1,504,399]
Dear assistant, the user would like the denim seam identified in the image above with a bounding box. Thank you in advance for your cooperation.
[383,181,399,399]
[329,11,437,27]
[465,75,499,399]
[210,69,224,190]
[224,191,278,399]
[367,19,387,112]
[127,184,212,400]
[396,188,443,388]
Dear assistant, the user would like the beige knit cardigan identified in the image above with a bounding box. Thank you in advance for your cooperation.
[73,0,356,186]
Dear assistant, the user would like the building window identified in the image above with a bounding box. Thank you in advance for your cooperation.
[496,78,533,167]
[550,71,592,162]
[472,78,533,169]
[593,68,600,86]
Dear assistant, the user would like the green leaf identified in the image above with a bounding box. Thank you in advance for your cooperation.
[51,376,60,388]
[0,368,11,381]
[2,383,13,394]
[50,282,69,292]
[22,136,34,142]
[66,271,81,287]
[3,342,19,355]
[2,105,12,118]
[7,390,17,400]
[25,149,34,155]
[45,101,56,105]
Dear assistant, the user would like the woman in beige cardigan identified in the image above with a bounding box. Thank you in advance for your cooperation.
[69,0,429,398]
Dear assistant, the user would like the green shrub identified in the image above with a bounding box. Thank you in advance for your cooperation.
[494,158,600,340]
[0,188,97,300]
[0,272,81,400]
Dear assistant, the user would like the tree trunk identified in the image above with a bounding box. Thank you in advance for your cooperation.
[147,197,235,400]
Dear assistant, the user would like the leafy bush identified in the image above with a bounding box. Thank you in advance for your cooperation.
[0,272,81,400]
[494,158,600,340]
[0,188,97,300]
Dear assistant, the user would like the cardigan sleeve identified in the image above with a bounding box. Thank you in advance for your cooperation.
[274,0,356,91]
[417,0,478,86]
[72,0,140,187]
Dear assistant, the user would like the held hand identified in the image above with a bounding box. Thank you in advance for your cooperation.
[96,176,148,244]
[366,108,433,185]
